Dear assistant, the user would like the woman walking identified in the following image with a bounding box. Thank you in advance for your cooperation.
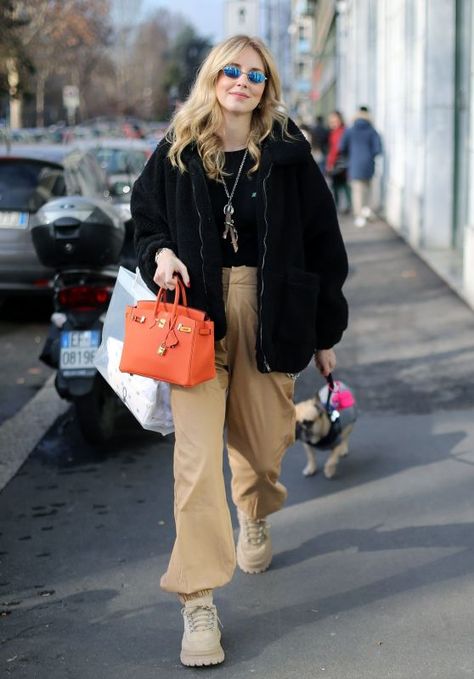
[131,34,348,667]
[326,110,352,213]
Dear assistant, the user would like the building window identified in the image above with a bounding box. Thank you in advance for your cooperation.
[239,7,246,24]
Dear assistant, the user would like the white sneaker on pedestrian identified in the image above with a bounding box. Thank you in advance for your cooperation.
[354,216,367,228]
[180,594,224,667]
[361,206,375,220]
[237,508,272,574]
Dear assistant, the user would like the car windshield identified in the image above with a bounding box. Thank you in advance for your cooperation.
[0,159,66,212]
[95,148,147,176]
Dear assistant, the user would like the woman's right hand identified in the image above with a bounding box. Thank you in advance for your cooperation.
[153,249,190,290]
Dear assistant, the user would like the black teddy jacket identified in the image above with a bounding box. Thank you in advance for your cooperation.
[131,119,348,374]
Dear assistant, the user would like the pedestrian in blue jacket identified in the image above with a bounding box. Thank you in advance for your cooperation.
[339,106,382,227]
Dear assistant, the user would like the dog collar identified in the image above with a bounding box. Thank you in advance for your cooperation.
[312,407,342,450]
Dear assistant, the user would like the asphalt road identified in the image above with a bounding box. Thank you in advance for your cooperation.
[1,217,474,678]
[0,296,53,426]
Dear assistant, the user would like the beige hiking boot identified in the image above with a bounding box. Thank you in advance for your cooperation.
[237,508,272,574]
[180,594,224,667]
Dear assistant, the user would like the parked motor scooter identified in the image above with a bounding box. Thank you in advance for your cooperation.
[31,196,127,444]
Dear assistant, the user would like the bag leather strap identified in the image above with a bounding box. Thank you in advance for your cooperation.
[154,278,188,321]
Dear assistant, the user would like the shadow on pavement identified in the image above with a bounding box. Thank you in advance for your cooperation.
[223,535,474,667]
[283,410,470,507]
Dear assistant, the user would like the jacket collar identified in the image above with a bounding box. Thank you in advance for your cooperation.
[182,117,310,168]
[263,118,310,165]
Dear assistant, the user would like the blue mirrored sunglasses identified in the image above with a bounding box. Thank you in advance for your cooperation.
[222,64,267,85]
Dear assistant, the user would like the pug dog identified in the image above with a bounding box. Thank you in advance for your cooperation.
[295,381,357,479]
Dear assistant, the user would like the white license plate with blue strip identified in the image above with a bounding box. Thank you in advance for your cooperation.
[0,211,29,228]
[60,330,101,375]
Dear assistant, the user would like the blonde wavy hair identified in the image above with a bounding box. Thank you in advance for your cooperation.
[166,35,289,180]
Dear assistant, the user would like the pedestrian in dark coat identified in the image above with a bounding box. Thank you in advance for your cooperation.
[131,34,349,668]
[310,114,329,172]
[340,106,382,227]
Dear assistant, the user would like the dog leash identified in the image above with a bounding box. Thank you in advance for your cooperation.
[325,373,341,423]
[311,372,342,450]
[326,372,335,392]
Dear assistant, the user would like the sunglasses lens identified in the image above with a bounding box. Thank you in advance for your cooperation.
[223,65,240,79]
[249,71,265,84]
[222,65,266,83]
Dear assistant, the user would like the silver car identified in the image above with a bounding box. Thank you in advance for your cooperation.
[0,144,110,296]
[79,139,152,268]
[80,139,151,220]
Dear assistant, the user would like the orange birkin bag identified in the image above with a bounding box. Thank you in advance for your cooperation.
[119,278,215,387]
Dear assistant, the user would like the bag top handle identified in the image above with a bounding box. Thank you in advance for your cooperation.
[154,277,188,319]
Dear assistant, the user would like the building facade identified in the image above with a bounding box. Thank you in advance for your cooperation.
[224,0,261,37]
[288,0,316,123]
[311,0,474,310]
[223,1,292,108]
[265,0,293,106]
[310,0,337,118]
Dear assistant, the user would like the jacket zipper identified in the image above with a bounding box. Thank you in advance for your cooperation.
[191,175,208,300]
[260,162,273,372]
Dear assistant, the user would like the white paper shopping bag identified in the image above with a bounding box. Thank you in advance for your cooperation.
[94,267,174,435]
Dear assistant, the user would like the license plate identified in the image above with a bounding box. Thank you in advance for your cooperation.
[0,211,29,228]
[60,330,101,376]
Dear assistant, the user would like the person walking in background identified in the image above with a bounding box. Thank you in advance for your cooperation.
[310,114,329,173]
[131,34,348,667]
[326,111,351,214]
[340,105,382,227]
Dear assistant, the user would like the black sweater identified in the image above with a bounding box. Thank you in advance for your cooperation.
[131,119,349,374]
[207,148,258,267]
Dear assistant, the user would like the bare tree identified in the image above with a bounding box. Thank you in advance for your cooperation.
[28,0,112,126]
[109,5,189,120]
[1,0,212,126]
[0,1,37,127]
[0,0,112,127]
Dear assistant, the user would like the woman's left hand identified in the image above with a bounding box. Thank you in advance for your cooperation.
[314,348,336,377]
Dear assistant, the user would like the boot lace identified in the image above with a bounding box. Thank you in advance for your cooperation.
[241,516,268,546]
[182,604,219,633]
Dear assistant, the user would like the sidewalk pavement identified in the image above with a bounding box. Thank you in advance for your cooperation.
[1,217,474,678]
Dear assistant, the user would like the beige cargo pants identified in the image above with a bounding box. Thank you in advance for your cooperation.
[351,178,372,218]
[160,266,296,595]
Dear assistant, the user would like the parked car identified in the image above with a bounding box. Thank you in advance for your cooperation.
[81,139,152,268]
[0,144,113,296]
[85,139,151,199]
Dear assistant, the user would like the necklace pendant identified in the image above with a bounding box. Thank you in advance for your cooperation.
[221,150,247,253]
[230,225,239,253]
[223,203,234,216]
[223,203,234,240]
